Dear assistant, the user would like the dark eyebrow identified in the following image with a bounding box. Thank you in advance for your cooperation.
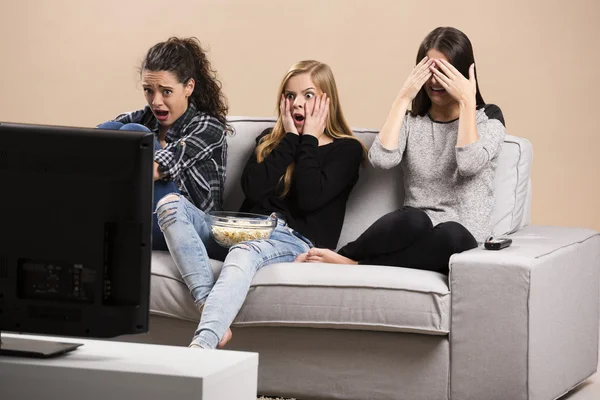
[142,84,174,90]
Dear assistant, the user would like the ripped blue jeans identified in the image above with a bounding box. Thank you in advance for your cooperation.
[156,195,312,349]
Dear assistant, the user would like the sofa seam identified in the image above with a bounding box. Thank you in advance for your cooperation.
[228,117,277,124]
[509,138,522,233]
[247,283,450,296]
[503,137,524,235]
[149,309,198,323]
[151,271,186,285]
[533,232,600,260]
[230,320,449,334]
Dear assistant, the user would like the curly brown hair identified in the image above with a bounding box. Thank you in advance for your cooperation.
[140,37,228,125]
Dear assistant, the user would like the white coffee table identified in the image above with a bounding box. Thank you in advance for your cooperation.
[0,333,258,400]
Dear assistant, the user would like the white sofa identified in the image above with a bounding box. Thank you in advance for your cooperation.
[119,117,600,400]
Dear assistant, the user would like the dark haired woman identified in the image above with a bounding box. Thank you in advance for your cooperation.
[296,27,506,274]
[98,37,229,251]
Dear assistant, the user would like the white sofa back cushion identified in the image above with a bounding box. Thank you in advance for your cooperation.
[224,117,532,249]
[490,135,533,236]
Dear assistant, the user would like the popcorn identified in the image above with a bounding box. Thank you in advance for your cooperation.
[208,215,276,248]
[211,225,273,247]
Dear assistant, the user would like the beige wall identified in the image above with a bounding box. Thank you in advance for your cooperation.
[1,0,598,231]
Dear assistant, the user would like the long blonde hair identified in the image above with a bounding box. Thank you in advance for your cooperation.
[255,60,366,197]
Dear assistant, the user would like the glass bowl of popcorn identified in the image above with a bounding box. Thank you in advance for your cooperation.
[206,211,277,248]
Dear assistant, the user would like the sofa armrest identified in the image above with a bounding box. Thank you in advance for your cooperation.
[449,225,600,400]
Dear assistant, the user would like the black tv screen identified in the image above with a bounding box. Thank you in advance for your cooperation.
[0,121,153,345]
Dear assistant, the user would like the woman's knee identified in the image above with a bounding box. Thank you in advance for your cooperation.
[97,121,124,130]
[222,241,268,276]
[392,206,432,233]
[227,237,293,270]
[120,123,151,132]
[229,239,275,256]
[436,222,477,252]
[155,194,183,231]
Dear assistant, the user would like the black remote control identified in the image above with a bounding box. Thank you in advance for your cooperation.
[484,237,513,250]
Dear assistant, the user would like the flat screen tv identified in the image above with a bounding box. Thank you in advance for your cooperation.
[0,121,154,357]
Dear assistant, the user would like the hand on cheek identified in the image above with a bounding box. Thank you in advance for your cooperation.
[303,93,330,138]
[280,94,299,135]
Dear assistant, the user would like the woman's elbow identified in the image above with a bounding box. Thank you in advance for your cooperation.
[457,162,484,177]
[368,155,400,169]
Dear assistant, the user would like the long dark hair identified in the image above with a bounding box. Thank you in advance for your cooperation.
[412,27,485,116]
[141,37,229,125]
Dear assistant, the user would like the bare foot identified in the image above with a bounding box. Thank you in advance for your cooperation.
[195,305,231,349]
[294,253,308,262]
[217,328,233,349]
[305,248,358,265]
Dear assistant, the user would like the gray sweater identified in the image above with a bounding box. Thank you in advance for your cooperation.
[368,105,506,243]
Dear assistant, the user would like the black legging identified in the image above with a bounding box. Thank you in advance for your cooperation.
[338,206,478,274]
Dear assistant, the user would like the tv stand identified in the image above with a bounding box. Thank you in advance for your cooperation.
[0,333,259,399]
[0,331,82,358]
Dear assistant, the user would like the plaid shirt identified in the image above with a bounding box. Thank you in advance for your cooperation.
[115,103,227,211]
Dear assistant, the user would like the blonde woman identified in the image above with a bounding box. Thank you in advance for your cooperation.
[157,60,366,349]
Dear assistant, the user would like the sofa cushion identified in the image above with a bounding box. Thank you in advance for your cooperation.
[150,252,451,335]
[235,263,450,334]
[335,128,405,250]
[149,251,220,322]
[223,117,278,212]
[490,135,533,236]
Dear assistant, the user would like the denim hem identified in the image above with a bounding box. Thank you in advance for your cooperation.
[192,332,218,350]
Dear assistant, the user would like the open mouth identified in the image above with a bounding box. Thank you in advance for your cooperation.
[154,109,169,121]
[430,87,446,95]
[293,113,305,123]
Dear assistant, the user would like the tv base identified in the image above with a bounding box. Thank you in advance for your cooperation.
[0,335,82,358]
